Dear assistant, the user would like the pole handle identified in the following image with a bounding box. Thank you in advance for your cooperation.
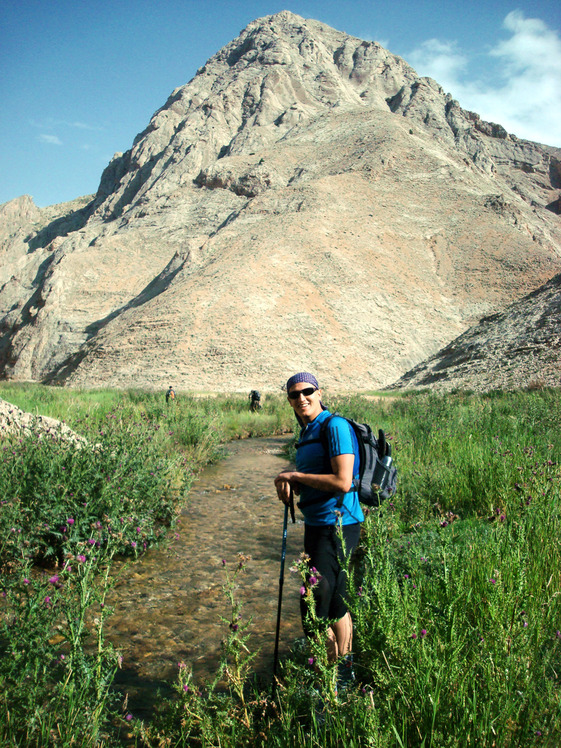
[289,487,295,524]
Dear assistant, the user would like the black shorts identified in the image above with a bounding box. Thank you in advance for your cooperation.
[300,522,361,627]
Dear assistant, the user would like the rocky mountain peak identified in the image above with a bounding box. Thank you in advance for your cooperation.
[92,11,422,220]
[0,13,560,392]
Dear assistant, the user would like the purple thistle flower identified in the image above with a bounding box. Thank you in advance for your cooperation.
[44,596,52,605]
[48,575,59,584]
[67,518,75,525]
[77,555,86,563]
[490,578,496,584]
[300,586,306,596]
[23,578,30,585]
[308,657,314,665]
[309,575,318,586]
[411,633,417,639]
[183,684,189,692]
[421,629,427,638]
[125,713,133,722]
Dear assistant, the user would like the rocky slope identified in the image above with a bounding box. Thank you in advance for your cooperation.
[0,397,86,445]
[1,11,560,392]
[389,272,561,392]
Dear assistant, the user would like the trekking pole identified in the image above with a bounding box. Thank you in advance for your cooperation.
[272,488,295,700]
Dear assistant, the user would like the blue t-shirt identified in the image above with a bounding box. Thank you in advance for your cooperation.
[295,409,364,526]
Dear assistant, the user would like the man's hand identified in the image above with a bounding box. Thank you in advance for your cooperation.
[275,472,296,504]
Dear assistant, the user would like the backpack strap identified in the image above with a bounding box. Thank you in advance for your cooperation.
[311,414,357,508]
[319,413,359,488]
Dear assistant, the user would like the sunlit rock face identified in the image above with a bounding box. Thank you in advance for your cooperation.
[389,272,561,393]
[1,11,560,392]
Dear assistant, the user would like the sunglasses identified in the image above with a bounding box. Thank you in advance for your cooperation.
[288,387,317,399]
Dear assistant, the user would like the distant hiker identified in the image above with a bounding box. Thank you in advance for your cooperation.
[165,386,175,404]
[249,389,262,412]
[274,372,363,690]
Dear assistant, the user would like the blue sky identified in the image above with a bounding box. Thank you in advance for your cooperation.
[1,0,559,207]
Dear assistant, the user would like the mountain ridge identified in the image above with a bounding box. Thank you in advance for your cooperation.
[1,11,560,392]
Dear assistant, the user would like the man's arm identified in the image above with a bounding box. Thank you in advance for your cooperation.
[275,452,354,496]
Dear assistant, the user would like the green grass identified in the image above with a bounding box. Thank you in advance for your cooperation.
[1,384,560,746]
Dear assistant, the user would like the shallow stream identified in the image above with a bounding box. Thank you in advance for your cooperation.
[106,435,305,717]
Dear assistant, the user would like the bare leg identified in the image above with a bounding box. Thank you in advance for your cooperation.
[332,612,353,658]
[326,626,338,662]
[333,612,355,691]
[324,613,354,663]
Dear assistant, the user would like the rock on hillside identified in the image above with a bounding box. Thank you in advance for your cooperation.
[0,397,86,445]
[1,11,560,392]
[389,272,561,392]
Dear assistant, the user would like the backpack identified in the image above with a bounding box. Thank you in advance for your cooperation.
[320,414,398,508]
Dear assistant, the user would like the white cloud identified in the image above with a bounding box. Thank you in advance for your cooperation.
[408,39,468,84]
[407,11,561,146]
[70,121,104,131]
[31,118,104,132]
[38,134,63,146]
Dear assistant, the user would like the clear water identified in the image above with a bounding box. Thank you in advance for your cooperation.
[105,435,305,717]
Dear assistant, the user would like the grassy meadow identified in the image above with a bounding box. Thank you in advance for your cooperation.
[0,383,559,746]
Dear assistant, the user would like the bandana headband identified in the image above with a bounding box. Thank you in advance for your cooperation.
[285,372,320,393]
[285,372,326,427]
